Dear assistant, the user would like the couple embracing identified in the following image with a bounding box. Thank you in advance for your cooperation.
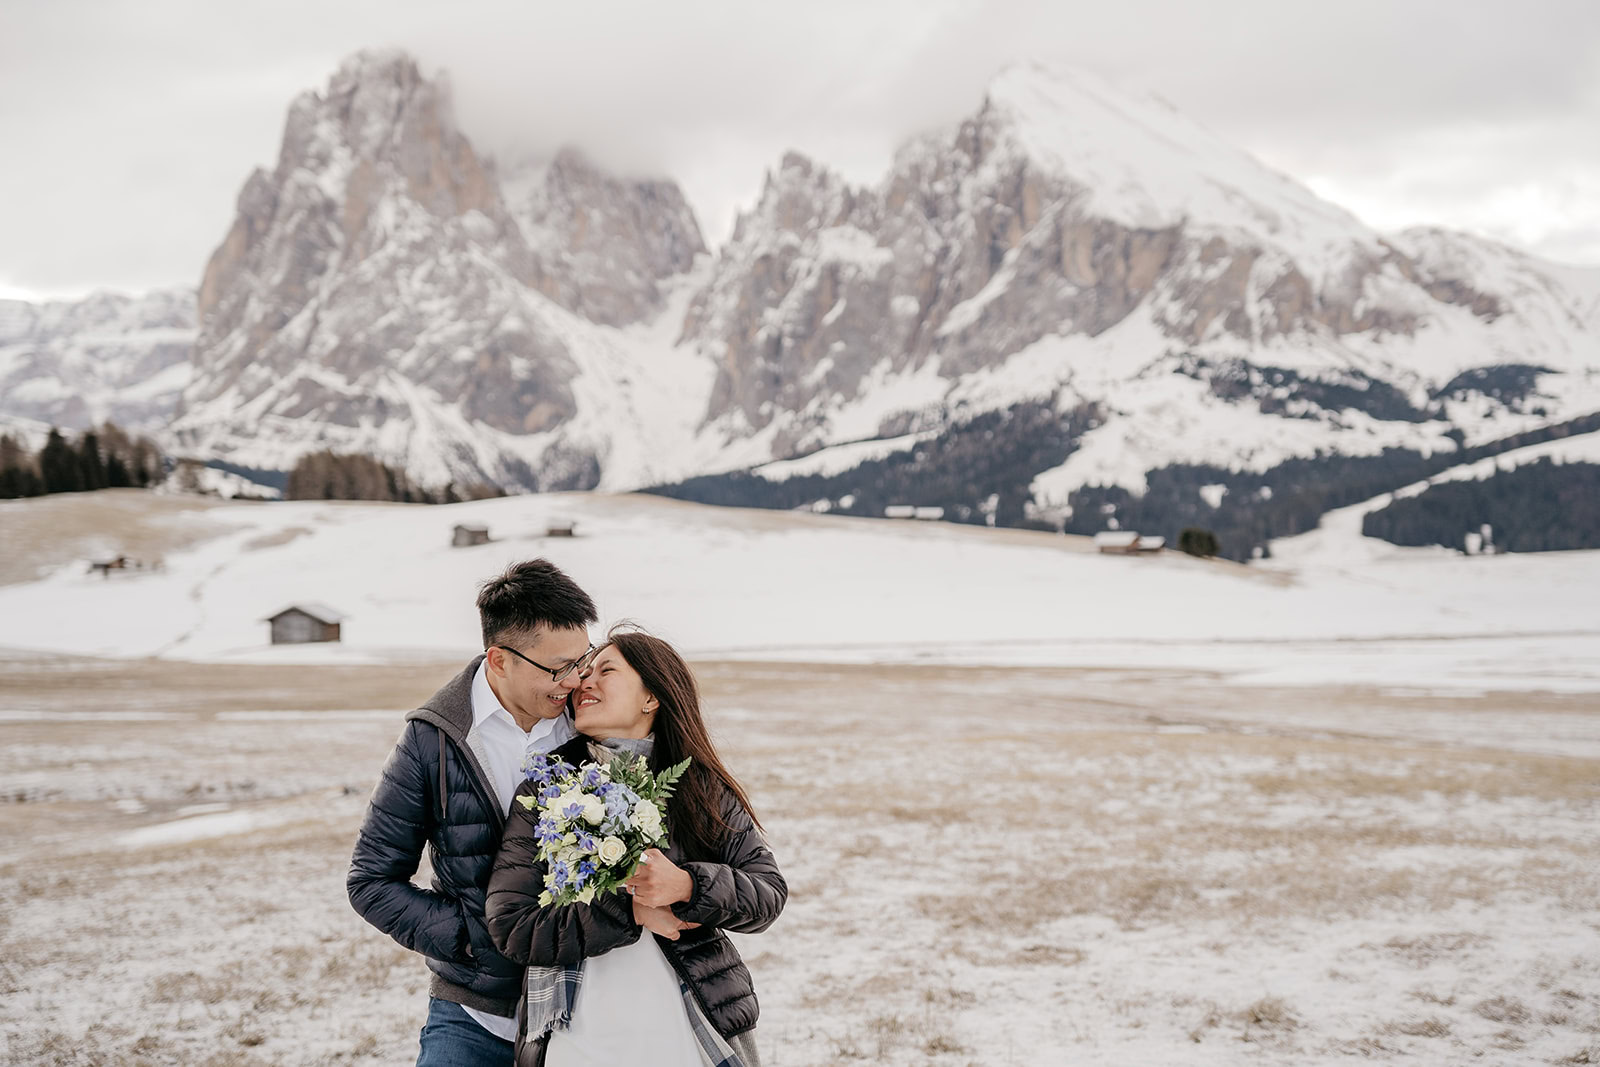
[348,559,785,1066]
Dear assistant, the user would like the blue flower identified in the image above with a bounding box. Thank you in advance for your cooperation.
[535,817,562,845]
[575,831,597,853]
[540,784,561,802]
[581,765,604,789]
[550,861,570,890]
[604,789,635,820]
[562,802,585,821]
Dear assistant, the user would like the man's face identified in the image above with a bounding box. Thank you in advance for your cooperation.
[486,625,594,725]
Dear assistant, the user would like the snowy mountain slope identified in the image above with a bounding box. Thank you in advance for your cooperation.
[0,288,195,432]
[0,492,1595,691]
[679,62,1600,509]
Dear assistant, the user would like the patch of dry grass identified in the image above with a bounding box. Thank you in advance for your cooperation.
[1382,931,1488,966]
[0,489,231,585]
[1383,1016,1452,1038]
[1248,753,1600,803]
[3,653,1598,1065]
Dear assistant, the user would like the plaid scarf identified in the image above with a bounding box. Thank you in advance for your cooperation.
[680,979,749,1067]
[521,736,746,1066]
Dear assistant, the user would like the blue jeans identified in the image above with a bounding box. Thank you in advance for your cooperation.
[417,997,515,1067]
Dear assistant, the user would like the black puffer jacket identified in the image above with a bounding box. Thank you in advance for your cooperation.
[486,735,786,1059]
[347,657,525,1017]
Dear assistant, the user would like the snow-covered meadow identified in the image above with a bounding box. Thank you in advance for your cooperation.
[1,487,1597,691]
[1,490,1598,1064]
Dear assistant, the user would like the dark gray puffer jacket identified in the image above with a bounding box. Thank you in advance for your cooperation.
[347,656,526,1017]
[486,734,786,1062]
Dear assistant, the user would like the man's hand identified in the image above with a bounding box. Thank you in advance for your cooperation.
[632,899,700,941]
[624,848,695,908]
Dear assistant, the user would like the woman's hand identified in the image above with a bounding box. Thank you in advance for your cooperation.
[624,848,695,908]
[632,899,700,941]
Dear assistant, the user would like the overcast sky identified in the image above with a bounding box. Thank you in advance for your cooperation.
[2,0,1598,300]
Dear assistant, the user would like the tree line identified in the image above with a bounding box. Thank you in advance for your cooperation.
[1065,411,1600,561]
[646,399,1098,529]
[1361,458,1600,552]
[0,425,164,499]
[285,449,504,503]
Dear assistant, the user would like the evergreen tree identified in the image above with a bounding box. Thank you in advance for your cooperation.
[1178,527,1220,558]
[38,429,82,493]
[77,431,108,490]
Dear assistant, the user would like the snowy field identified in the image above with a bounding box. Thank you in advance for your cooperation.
[0,653,1596,1065]
[0,488,1597,693]
[1,490,1598,1064]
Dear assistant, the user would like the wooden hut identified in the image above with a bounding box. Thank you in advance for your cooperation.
[265,604,345,645]
[452,524,491,548]
[884,505,946,521]
[1093,531,1142,555]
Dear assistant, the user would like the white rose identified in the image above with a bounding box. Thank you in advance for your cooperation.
[596,836,628,866]
[632,800,663,841]
[580,795,606,826]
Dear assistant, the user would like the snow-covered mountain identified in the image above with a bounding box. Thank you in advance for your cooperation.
[683,63,1600,507]
[7,52,1598,532]
[167,50,716,490]
[0,288,195,433]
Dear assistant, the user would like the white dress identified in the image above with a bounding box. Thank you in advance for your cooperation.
[544,934,705,1067]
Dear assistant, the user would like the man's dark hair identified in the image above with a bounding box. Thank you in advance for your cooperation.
[477,559,598,648]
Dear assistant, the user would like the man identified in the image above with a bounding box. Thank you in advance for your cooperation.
[348,558,599,1066]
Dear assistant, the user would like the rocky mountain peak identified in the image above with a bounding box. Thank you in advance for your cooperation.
[505,145,707,326]
[742,152,858,238]
[173,49,718,491]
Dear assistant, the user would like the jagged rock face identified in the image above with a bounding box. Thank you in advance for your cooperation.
[507,148,707,326]
[180,51,581,473]
[0,288,195,432]
[176,50,712,488]
[682,66,1551,442]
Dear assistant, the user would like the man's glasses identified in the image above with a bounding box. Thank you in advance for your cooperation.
[495,643,598,684]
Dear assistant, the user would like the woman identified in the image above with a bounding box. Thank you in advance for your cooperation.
[486,628,786,1067]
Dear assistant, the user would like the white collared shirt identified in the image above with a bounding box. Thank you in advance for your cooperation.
[463,659,571,1041]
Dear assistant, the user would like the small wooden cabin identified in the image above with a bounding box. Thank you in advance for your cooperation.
[265,604,345,645]
[452,524,491,548]
[884,505,946,521]
[1093,531,1141,555]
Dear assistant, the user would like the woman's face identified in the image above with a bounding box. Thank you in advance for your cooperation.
[573,646,657,739]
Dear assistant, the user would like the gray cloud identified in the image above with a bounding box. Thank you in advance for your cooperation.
[2,0,1597,297]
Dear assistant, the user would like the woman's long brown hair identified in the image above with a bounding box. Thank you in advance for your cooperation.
[605,626,762,860]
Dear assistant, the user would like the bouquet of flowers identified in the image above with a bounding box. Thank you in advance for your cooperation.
[517,749,690,906]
